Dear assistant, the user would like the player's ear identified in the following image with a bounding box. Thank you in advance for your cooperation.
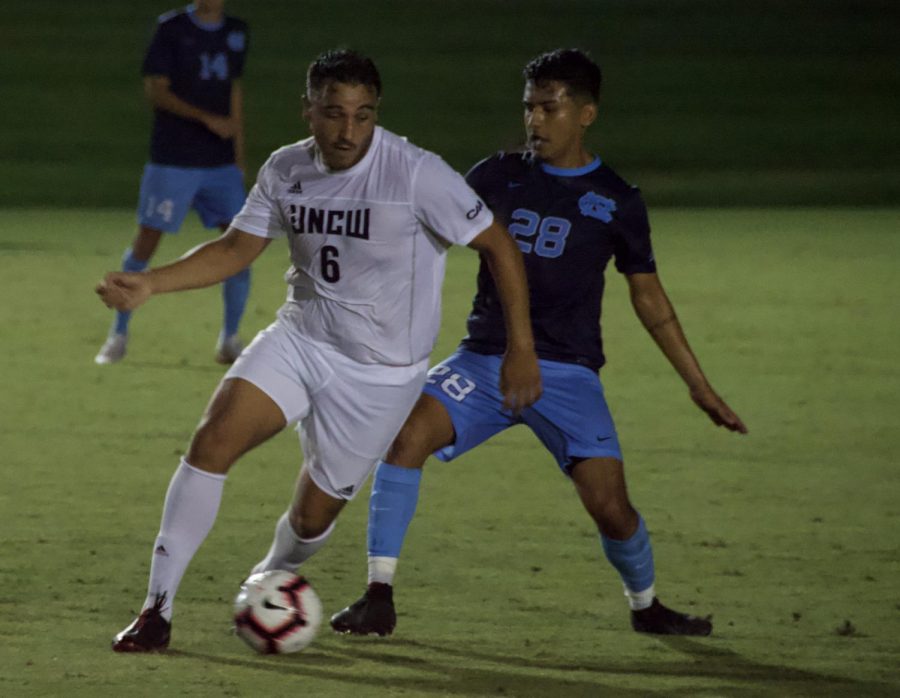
[301,94,312,121]
[580,100,598,128]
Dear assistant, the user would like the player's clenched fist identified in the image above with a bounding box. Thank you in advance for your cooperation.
[95,272,152,311]
[500,346,543,414]
[203,114,238,140]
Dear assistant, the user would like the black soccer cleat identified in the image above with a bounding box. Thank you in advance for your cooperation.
[631,597,713,636]
[330,582,396,636]
[112,594,172,652]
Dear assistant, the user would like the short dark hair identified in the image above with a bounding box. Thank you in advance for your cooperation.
[523,49,601,103]
[307,49,382,98]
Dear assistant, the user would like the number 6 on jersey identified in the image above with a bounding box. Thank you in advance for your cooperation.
[320,245,340,283]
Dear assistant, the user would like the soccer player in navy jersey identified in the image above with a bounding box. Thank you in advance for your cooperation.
[95,0,251,365]
[332,48,748,638]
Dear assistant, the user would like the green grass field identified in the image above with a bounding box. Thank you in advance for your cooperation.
[1,207,898,696]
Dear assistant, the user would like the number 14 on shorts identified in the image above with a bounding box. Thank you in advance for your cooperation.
[426,365,475,402]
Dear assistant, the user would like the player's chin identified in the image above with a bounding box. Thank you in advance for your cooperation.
[527,139,549,156]
[326,146,360,168]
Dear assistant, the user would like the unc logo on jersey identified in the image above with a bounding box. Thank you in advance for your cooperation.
[578,192,617,223]
[227,31,246,52]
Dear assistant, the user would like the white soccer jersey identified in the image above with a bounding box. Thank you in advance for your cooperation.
[232,126,493,366]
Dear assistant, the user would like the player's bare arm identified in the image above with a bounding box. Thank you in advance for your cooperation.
[96,229,269,312]
[626,272,747,433]
[144,75,236,139]
[230,80,245,173]
[468,220,542,412]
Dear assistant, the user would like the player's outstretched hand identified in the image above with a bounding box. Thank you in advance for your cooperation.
[500,346,542,415]
[95,272,152,312]
[690,384,748,434]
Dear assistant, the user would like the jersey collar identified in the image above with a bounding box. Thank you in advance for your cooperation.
[187,4,226,31]
[540,156,602,177]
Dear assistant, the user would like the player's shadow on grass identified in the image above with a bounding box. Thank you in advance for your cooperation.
[375,637,893,697]
[171,635,896,697]
[655,636,894,696]
[169,646,647,697]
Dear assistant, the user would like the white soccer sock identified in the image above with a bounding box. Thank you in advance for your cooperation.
[251,512,335,574]
[367,556,398,585]
[624,583,656,611]
[142,459,226,621]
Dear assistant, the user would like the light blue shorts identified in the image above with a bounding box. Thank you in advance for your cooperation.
[423,348,623,473]
[137,163,245,233]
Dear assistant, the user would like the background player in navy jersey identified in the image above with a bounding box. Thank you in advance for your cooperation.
[95,0,251,365]
[332,48,748,638]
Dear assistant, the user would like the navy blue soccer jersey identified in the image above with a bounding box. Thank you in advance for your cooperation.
[142,7,249,167]
[461,152,656,372]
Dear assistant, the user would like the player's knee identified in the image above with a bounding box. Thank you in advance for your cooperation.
[186,418,240,473]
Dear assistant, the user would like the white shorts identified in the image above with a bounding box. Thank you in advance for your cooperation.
[225,309,427,500]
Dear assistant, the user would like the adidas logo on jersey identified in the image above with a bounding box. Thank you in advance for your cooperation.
[287,181,303,194]
[337,485,355,496]
[154,545,169,557]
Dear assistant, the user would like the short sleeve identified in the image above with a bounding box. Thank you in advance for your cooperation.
[231,159,286,238]
[142,22,176,78]
[613,190,657,275]
[412,153,494,246]
[229,23,249,78]
[464,157,491,199]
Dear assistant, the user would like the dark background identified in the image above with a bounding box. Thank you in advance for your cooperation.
[2,0,898,207]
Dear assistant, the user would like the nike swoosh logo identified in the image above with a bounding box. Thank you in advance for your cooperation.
[596,436,612,442]
[508,182,522,188]
[263,600,288,611]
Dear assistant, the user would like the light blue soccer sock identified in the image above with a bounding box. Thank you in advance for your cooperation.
[601,515,656,610]
[221,267,251,337]
[112,249,149,335]
[366,461,423,584]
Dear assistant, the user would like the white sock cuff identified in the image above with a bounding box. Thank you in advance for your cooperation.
[368,556,398,585]
[180,458,227,481]
[624,583,655,611]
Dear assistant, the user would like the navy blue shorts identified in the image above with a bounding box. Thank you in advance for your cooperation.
[423,349,622,473]
[137,163,245,233]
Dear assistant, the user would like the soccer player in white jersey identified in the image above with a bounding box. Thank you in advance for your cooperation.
[98,49,542,652]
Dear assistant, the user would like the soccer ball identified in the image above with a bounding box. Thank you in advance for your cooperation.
[233,570,322,654]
